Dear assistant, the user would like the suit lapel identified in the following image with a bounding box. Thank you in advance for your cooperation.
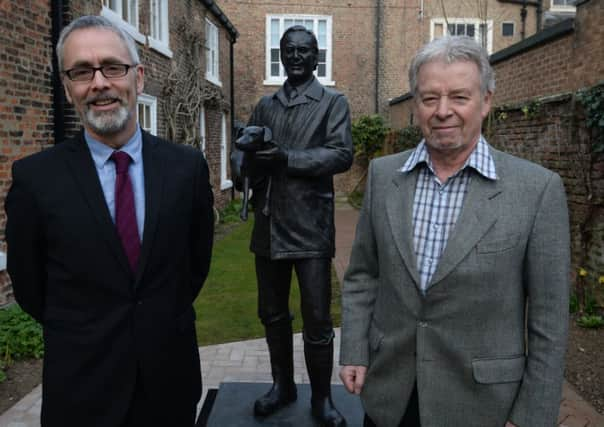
[427,173,502,290]
[64,133,132,276]
[386,168,421,287]
[135,131,164,284]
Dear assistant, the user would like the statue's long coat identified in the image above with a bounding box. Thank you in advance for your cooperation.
[248,78,353,259]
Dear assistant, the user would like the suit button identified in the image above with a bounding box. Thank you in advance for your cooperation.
[137,300,143,305]
[418,321,428,327]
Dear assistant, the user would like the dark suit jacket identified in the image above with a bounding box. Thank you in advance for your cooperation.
[5,130,214,427]
[340,147,570,427]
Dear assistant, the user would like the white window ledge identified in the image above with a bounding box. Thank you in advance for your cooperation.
[101,7,145,44]
[220,180,233,190]
[263,78,335,87]
[205,75,223,88]
[148,37,173,58]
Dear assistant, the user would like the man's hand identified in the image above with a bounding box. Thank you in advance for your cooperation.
[253,145,288,172]
[340,365,367,395]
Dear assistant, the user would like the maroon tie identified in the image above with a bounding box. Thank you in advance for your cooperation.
[111,151,140,272]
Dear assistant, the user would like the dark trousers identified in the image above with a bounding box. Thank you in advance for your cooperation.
[363,384,421,427]
[255,256,333,343]
[121,374,196,427]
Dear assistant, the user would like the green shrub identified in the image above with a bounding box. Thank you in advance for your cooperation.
[577,314,604,329]
[219,199,244,224]
[394,125,422,153]
[352,115,389,161]
[0,305,44,366]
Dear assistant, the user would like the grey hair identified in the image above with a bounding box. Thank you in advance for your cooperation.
[408,36,495,96]
[56,15,140,73]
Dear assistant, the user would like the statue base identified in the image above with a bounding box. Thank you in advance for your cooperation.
[197,382,364,426]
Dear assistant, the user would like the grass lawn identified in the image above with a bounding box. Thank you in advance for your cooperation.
[193,217,341,346]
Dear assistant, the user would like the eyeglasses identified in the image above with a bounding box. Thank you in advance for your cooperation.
[62,64,136,82]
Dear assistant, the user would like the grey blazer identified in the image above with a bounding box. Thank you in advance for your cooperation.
[340,147,570,427]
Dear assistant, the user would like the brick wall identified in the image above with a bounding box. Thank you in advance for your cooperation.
[0,0,237,306]
[0,0,54,305]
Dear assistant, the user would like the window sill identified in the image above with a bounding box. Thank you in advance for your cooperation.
[220,180,233,191]
[263,78,336,87]
[149,37,173,58]
[205,75,223,88]
[101,7,145,44]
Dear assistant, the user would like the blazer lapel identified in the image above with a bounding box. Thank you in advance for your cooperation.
[427,174,502,290]
[64,134,132,276]
[135,132,164,284]
[386,168,421,287]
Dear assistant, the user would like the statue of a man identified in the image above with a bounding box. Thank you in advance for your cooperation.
[244,25,353,427]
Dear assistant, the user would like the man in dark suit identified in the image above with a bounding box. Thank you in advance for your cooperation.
[340,36,570,427]
[5,15,214,427]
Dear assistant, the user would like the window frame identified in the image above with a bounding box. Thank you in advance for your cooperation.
[137,93,157,136]
[149,0,172,58]
[501,21,514,37]
[199,106,206,155]
[101,1,145,44]
[264,14,335,87]
[430,18,494,54]
[205,18,221,87]
[550,0,576,12]
[220,113,232,190]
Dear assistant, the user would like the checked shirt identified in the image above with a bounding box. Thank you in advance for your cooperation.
[400,136,497,292]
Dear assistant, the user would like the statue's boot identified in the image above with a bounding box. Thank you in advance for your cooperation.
[254,320,297,416]
[305,340,347,427]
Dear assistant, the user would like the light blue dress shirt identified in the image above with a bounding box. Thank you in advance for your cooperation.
[84,128,145,241]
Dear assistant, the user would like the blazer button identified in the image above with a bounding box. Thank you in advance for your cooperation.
[137,300,143,305]
[418,321,428,327]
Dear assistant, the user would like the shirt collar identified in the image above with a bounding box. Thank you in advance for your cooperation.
[400,135,498,180]
[275,76,322,105]
[85,127,143,169]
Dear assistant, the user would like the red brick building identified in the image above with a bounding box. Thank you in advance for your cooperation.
[0,0,238,306]
[217,0,549,193]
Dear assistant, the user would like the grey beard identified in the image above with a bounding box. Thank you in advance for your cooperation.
[83,105,131,136]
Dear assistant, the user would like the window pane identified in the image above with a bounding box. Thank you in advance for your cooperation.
[318,64,326,77]
[145,106,150,126]
[318,49,326,62]
[318,20,326,46]
[284,19,293,29]
[467,24,475,37]
[305,20,313,31]
[295,19,303,26]
[271,48,280,62]
[448,24,455,35]
[271,63,280,76]
[502,23,513,36]
[271,19,280,45]
[138,104,144,123]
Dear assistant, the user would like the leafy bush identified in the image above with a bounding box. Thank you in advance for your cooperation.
[351,115,389,161]
[393,125,422,153]
[0,305,44,382]
[577,314,604,329]
[218,199,244,224]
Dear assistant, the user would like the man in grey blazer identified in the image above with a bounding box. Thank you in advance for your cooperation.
[339,36,570,427]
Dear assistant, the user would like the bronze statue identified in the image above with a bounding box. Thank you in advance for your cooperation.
[237,25,353,427]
